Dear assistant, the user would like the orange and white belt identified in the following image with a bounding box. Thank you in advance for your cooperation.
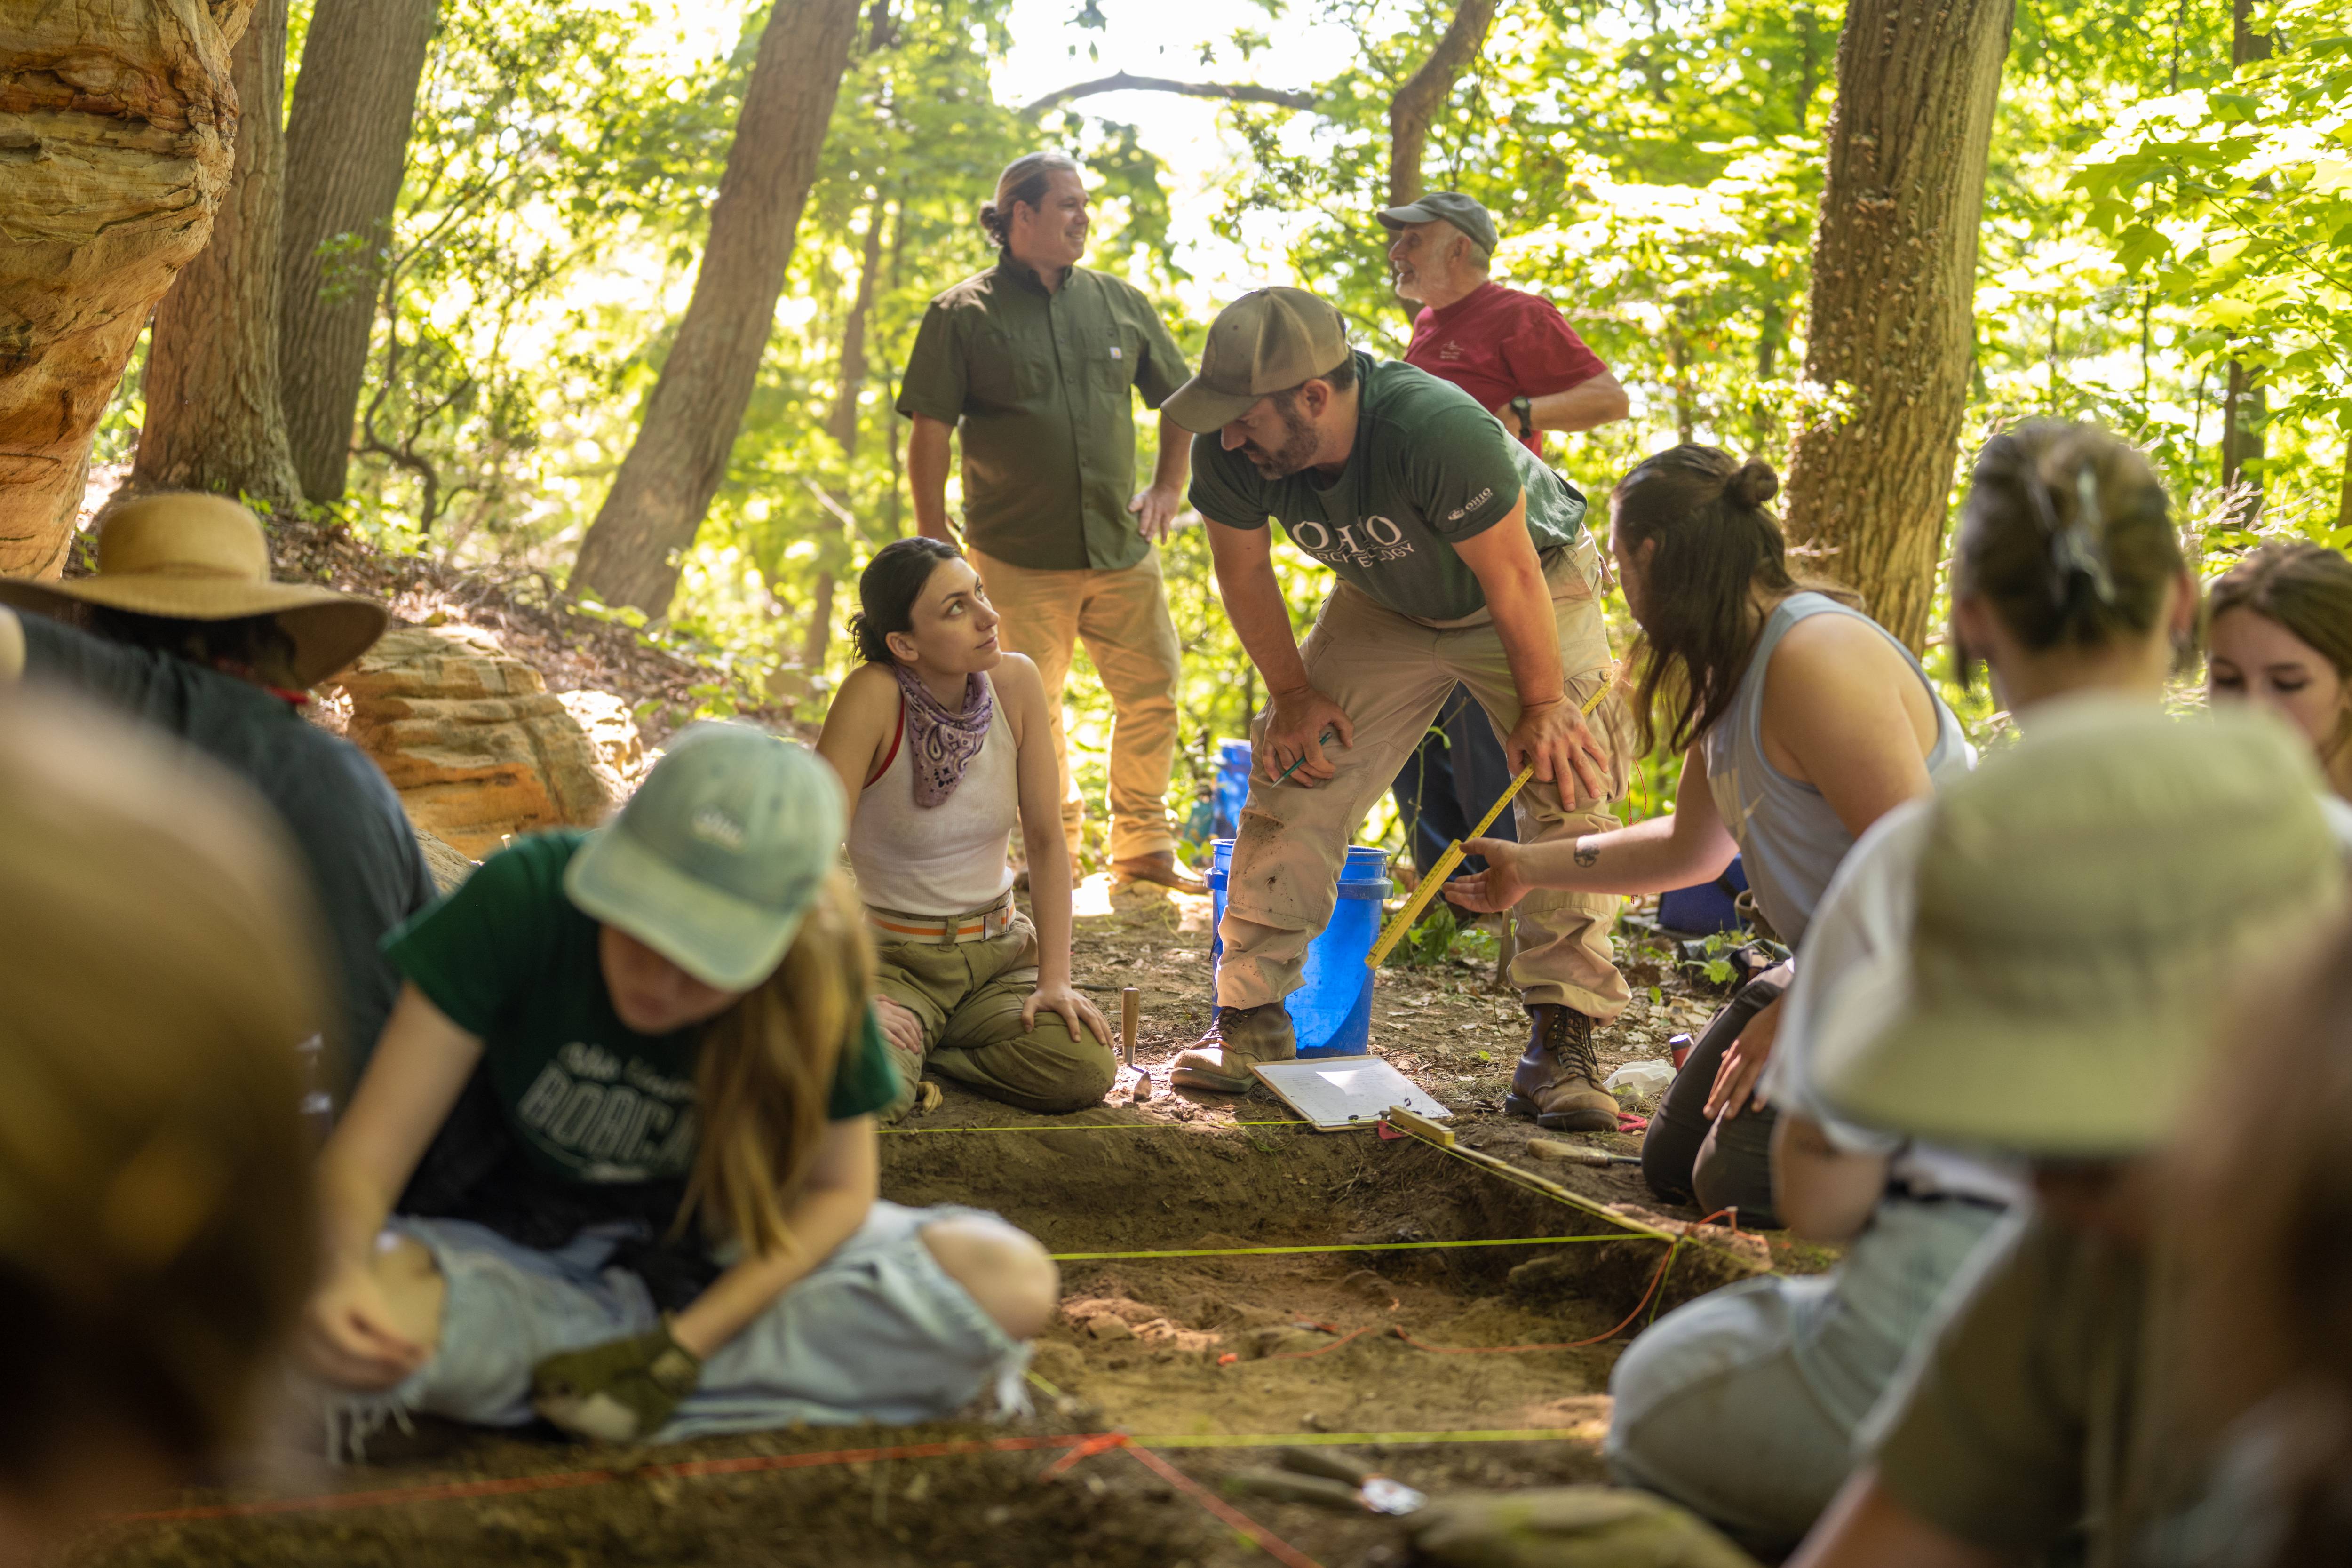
[865,889,1018,945]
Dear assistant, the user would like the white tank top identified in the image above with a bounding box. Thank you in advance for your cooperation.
[847,680,1019,916]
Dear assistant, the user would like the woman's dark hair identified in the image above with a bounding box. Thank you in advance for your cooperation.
[1949,420,2184,688]
[1610,445,1845,755]
[979,151,1081,249]
[850,537,961,662]
[2207,541,2352,684]
[86,607,304,690]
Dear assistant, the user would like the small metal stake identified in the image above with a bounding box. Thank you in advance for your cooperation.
[1121,987,1139,1068]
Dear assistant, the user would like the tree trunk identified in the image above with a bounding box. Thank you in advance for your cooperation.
[2337,437,2352,536]
[1386,0,1499,205]
[1779,0,2013,650]
[132,0,303,513]
[278,0,439,503]
[569,0,865,617]
[0,0,256,578]
[2219,357,2266,497]
[2217,0,2270,511]
[802,201,887,670]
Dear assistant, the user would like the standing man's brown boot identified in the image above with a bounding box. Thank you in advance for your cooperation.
[1507,1003,1619,1131]
[1168,1002,1295,1093]
[1112,849,1207,895]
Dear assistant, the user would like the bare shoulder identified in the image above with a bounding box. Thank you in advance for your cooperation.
[1769,607,1914,692]
[990,651,1047,710]
[820,662,901,751]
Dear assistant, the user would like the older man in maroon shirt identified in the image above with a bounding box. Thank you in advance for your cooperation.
[1375,190,1631,902]
[1380,191,1629,452]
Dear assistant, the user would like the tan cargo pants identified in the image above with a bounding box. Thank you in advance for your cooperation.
[1217,540,1633,1020]
[969,546,1182,861]
[871,909,1117,1117]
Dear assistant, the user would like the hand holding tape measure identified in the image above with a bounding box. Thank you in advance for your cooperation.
[1367,677,1614,969]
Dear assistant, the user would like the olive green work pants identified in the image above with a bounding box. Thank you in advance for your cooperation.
[870,911,1116,1118]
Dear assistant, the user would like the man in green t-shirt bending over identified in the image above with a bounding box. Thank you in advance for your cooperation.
[1164,286,1630,1114]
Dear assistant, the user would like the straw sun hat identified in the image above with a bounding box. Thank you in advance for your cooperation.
[0,492,388,688]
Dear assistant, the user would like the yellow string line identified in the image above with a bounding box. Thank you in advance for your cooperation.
[1048,1233,1635,1262]
[1021,1377,1589,1451]
[882,1119,1311,1135]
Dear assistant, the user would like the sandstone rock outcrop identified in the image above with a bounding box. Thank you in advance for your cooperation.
[414,826,476,893]
[337,625,636,859]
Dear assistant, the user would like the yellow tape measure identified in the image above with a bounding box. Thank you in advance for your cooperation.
[1365,679,1613,969]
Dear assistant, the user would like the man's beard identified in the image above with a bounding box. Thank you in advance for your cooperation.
[1242,402,1320,479]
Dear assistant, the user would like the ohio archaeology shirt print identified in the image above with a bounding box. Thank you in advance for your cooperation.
[1189,355,1589,621]
[512,1038,700,1183]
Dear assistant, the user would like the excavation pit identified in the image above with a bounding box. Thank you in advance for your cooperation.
[80,887,1785,1568]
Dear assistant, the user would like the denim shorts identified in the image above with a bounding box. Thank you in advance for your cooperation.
[326,1199,1031,1454]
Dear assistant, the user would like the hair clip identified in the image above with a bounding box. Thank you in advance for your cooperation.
[2030,462,2117,610]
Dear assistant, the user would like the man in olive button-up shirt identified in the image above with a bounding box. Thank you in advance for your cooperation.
[898,151,1200,890]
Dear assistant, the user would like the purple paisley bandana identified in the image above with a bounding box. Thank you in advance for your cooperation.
[893,662,994,807]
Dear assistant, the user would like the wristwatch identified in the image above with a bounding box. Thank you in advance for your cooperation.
[1508,395,1534,440]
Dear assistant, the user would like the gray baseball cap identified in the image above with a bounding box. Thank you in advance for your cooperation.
[1376,191,1499,255]
[1163,286,1353,433]
[564,722,844,991]
[1815,700,2346,1158]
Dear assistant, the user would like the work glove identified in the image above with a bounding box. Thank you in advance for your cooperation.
[529,1319,702,1442]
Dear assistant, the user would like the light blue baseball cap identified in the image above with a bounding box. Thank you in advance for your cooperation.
[564,722,844,991]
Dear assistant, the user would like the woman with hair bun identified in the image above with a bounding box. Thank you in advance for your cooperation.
[2207,540,2352,798]
[816,537,1115,1121]
[1449,444,1970,1224]
[1607,421,2221,1554]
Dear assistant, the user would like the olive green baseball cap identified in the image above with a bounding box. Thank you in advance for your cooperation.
[1375,191,1499,255]
[1163,286,1352,433]
[1815,699,2346,1158]
[564,722,843,991]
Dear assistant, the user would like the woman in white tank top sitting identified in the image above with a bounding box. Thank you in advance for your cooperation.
[817,539,1114,1121]
[1448,447,1970,1225]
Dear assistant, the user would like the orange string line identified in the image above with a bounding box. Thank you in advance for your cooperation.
[1117,1441,1327,1568]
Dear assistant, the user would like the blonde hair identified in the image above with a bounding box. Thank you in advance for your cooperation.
[679,872,874,1255]
[0,694,322,1478]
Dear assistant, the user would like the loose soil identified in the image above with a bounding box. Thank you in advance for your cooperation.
[79,882,1813,1568]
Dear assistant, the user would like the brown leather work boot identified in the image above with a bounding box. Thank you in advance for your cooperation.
[1112,850,1208,895]
[1506,1004,1619,1132]
[1168,1002,1296,1094]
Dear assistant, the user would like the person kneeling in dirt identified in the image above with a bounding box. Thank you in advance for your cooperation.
[0,491,434,1101]
[1448,446,1971,1226]
[1162,285,1631,1098]
[0,694,322,1557]
[296,724,1056,1445]
[817,537,1116,1119]
[1783,706,2344,1568]
[1605,423,2223,1554]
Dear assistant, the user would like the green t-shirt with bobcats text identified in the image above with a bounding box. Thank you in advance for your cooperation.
[1187,352,1589,622]
[384,830,899,1185]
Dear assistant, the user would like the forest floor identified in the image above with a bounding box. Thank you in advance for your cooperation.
[79,880,1825,1568]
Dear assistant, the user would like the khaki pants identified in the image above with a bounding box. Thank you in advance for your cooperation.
[969,546,1182,861]
[1216,542,1632,1020]
[871,910,1116,1115]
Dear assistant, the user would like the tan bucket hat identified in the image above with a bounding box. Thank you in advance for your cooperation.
[0,493,388,687]
[1814,698,2348,1158]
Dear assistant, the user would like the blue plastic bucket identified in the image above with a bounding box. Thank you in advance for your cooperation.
[1657,853,1748,935]
[1206,838,1391,1058]
[1212,739,1254,840]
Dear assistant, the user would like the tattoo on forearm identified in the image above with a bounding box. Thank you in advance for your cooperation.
[1573,839,1599,868]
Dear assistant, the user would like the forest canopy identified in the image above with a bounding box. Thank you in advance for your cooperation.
[87,0,2352,814]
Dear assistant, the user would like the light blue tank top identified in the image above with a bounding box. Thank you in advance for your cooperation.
[1702,592,1972,947]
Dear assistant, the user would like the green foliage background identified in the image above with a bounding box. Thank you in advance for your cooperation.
[97,0,2352,860]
